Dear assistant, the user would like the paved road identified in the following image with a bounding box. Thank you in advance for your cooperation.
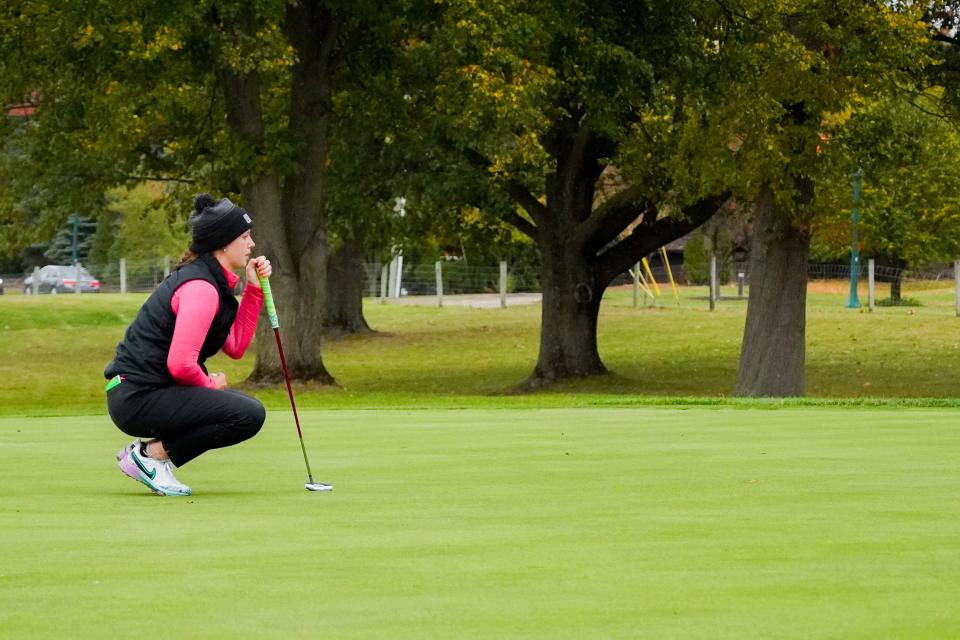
[378,292,542,308]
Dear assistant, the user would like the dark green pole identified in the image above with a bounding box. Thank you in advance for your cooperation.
[70,214,79,265]
[846,166,863,309]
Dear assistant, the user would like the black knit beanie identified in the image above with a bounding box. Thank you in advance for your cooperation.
[188,193,253,253]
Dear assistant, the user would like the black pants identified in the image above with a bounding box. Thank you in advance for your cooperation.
[107,378,266,467]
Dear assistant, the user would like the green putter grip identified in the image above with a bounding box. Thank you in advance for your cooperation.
[258,274,280,329]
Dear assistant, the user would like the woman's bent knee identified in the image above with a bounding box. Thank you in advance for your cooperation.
[240,398,266,439]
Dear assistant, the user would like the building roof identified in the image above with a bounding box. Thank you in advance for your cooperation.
[6,103,36,117]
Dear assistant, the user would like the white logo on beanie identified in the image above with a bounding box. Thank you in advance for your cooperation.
[243,214,252,224]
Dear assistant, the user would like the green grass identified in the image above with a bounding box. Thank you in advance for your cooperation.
[3,285,959,636]
[2,407,959,638]
[2,281,960,416]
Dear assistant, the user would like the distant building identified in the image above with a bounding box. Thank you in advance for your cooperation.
[6,103,36,117]
[6,91,39,117]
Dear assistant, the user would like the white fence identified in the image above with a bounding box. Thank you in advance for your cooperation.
[2,257,958,302]
[5,257,174,295]
[2,258,535,305]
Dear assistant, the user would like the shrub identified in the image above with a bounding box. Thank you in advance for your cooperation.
[876,297,921,307]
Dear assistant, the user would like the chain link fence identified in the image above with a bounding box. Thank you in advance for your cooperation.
[3,258,175,295]
[1,257,957,297]
[366,260,541,298]
[806,262,957,283]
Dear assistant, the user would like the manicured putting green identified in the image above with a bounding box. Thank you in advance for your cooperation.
[2,407,958,638]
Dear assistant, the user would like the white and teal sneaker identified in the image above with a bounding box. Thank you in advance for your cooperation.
[117,441,192,496]
[116,440,138,462]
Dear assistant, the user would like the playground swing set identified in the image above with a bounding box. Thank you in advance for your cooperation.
[629,246,680,306]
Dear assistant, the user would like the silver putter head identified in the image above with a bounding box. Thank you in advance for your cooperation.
[305,481,333,492]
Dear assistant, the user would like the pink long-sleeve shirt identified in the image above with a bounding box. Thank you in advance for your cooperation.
[166,265,263,388]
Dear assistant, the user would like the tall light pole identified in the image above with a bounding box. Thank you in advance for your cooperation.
[70,213,81,295]
[846,165,863,309]
[70,213,79,265]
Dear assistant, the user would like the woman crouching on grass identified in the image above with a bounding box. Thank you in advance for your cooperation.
[104,193,271,496]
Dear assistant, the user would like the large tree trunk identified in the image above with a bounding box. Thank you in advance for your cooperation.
[458,118,726,388]
[526,230,607,388]
[324,238,371,338]
[521,124,610,388]
[219,1,336,384]
[735,187,810,397]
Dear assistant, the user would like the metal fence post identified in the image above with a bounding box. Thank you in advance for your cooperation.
[380,264,388,304]
[32,266,39,295]
[500,260,507,308]
[394,254,404,298]
[163,255,171,279]
[75,262,82,295]
[846,166,863,309]
[120,258,127,295]
[955,260,960,318]
[633,261,640,308]
[435,261,444,308]
[868,258,875,312]
[709,254,717,311]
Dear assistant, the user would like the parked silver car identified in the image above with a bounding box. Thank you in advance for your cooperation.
[23,265,101,294]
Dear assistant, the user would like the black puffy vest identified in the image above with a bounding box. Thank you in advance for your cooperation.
[104,254,239,386]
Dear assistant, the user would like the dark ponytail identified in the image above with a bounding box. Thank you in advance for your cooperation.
[173,250,200,271]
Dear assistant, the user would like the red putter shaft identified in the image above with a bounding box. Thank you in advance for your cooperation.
[258,272,332,492]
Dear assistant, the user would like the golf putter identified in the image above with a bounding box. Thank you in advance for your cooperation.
[258,271,333,492]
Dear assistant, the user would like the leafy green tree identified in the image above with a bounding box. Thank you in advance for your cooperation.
[401,0,737,387]
[726,1,931,396]
[812,94,960,302]
[321,72,416,337]
[0,110,103,265]
[89,183,189,267]
[0,0,403,383]
[683,224,734,287]
[322,37,544,335]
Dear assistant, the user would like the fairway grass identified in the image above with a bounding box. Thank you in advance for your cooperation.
[5,281,960,417]
[2,407,958,638]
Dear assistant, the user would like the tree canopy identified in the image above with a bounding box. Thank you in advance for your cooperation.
[0,0,953,393]
[813,93,960,271]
